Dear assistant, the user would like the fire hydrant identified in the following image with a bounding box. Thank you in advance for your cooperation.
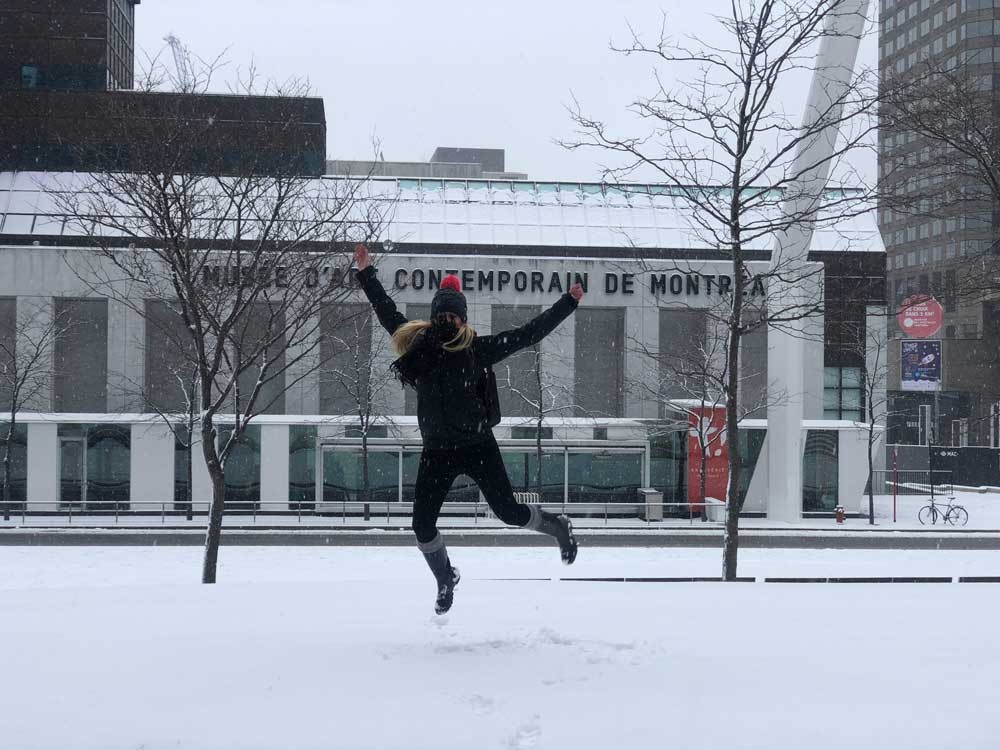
[834,505,846,524]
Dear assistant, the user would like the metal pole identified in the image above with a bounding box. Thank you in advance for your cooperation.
[892,445,898,523]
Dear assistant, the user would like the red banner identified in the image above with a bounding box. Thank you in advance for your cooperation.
[687,406,729,510]
[897,295,944,338]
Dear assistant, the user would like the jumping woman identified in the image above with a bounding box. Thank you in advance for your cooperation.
[353,244,582,614]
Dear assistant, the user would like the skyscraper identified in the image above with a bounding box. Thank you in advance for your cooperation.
[1,0,139,91]
[878,0,1000,448]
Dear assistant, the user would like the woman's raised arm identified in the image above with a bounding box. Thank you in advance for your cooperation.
[479,283,583,365]
[354,244,407,335]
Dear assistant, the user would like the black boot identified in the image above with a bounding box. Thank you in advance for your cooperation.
[418,534,461,614]
[527,507,578,565]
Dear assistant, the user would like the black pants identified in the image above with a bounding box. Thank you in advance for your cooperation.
[412,436,530,544]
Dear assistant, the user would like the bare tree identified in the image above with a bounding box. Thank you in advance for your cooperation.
[629,298,769,518]
[48,51,391,583]
[0,302,68,520]
[850,314,900,524]
[563,1,876,578]
[499,345,579,499]
[322,306,399,506]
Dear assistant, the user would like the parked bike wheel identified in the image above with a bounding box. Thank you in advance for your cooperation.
[946,506,969,526]
[918,505,937,525]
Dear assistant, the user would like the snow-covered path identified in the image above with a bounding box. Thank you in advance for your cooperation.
[1,546,998,749]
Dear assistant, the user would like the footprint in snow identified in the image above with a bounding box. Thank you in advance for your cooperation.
[507,716,542,749]
[468,694,494,715]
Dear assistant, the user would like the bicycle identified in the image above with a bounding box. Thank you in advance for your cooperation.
[918,495,969,526]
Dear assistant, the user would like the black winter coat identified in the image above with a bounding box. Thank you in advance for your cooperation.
[357,265,578,449]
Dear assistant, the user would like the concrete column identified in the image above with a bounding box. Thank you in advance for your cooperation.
[767,0,870,522]
[130,421,175,507]
[26,422,58,510]
[260,423,290,508]
[839,427,876,514]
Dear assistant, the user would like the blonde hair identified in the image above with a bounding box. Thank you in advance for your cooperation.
[392,320,475,355]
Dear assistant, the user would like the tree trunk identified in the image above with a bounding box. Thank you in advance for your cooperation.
[867,429,876,525]
[200,424,225,584]
[536,413,544,499]
[186,435,194,522]
[722,258,745,582]
[2,418,15,522]
[362,428,370,506]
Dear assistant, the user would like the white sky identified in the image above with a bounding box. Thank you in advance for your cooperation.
[134,0,879,182]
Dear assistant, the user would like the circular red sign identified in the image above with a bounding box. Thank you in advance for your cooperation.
[897,295,943,338]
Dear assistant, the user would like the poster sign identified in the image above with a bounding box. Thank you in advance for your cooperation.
[900,340,942,392]
[687,406,729,510]
[897,295,944,338]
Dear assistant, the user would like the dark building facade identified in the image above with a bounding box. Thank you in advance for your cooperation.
[1,0,139,91]
[878,0,1000,448]
[1,0,326,176]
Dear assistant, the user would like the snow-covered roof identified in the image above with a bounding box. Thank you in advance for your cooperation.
[0,171,884,254]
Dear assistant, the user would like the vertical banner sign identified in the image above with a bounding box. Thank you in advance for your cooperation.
[687,406,729,510]
[900,340,942,392]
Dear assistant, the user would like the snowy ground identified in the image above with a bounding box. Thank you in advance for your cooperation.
[1,546,999,749]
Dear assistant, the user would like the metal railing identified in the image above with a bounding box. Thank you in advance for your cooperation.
[872,469,954,496]
[0,499,727,527]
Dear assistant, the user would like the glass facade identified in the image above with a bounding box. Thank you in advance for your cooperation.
[173,426,192,510]
[575,308,625,417]
[566,450,643,504]
[57,424,130,508]
[501,448,565,503]
[289,425,316,509]
[803,430,840,512]
[54,298,108,413]
[0,422,28,511]
[649,431,687,507]
[321,447,399,505]
[492,305,542,418]
[824,367,863,420]
[219,425,261,509]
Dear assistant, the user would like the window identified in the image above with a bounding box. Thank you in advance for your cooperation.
[803,430,840,512]
[145,301,197,413]
[0,298,15,409]
[824,367,863,421]
[20,65,40,88]
[657,309,708,403]
[54,298,108,413]
[493,305,543,419]
[575,308,625,417]
[233,304,286,415]
[320,303,373,416]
